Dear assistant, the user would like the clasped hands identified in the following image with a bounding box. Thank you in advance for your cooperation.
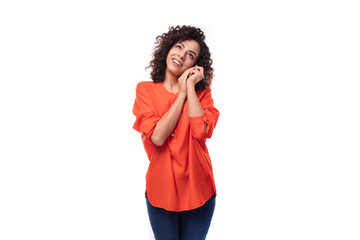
[178,65,204,96]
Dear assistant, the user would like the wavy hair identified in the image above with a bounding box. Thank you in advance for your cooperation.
[147,25,214,91]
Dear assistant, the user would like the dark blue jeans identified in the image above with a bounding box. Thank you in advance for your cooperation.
[146,194,215,240]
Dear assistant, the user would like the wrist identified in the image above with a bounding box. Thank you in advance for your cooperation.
[187,81,195,89]
[178,92,187,100]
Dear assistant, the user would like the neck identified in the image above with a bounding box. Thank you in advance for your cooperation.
[163,70,179,93]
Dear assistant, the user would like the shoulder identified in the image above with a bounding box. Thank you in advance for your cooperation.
[136,80,152,89]
[136,81,161,92]
[135,81,164,100]
[137,80,153,86]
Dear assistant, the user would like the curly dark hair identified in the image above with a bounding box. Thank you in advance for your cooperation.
[147,25,214,91]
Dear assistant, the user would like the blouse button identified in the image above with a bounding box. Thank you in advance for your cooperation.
[171,133,175,137]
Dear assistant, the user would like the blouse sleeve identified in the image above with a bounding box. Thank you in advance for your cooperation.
[189,87,220,140]
[132,82,161,143]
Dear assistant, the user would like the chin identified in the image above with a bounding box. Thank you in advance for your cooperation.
[166,66,184,78]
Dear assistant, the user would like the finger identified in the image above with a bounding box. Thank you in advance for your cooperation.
[182,68,192,78]
[186,69,193,78]
[193,69,202,76]
[186,67,194,74]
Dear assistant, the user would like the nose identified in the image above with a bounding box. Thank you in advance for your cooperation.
[179,50,186,60]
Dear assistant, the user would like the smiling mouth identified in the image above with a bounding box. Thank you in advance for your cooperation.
[173,59,182,66]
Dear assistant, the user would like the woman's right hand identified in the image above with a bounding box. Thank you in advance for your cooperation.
[178,68,193,97]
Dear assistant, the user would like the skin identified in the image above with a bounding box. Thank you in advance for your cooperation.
[151,40,206,146]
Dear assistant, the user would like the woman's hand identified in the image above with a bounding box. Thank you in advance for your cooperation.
[178,68,193,97]
[187,65,204,87]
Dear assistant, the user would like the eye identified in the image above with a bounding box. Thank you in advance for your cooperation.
[176,44,182,49]
[188,53,194,59]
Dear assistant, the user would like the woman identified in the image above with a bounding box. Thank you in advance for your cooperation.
[132,25,220,240]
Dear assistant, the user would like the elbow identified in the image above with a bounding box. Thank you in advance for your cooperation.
[190,123,213,140]
[191,131,207,140]
[151,134,165,146]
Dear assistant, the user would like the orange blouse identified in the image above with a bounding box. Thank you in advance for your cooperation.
[132,81,220,212]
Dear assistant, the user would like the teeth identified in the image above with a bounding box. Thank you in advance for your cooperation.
[173,59,182,66]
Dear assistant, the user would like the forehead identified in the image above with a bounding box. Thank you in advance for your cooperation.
[178,40,200,55]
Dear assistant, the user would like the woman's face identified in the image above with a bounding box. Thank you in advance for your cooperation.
[165,39,201,78]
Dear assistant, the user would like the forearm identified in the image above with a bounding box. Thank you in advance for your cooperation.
[187,82,208,133]
[187,83,204,118]
[151,93,186,146]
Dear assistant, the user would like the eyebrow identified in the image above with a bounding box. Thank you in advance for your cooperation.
[179,42,197,56]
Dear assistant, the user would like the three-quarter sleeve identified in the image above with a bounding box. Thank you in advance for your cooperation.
[189,87,220,140]
[132,82,161,143]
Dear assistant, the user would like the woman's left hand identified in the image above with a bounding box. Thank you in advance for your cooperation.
[187,65,204,86]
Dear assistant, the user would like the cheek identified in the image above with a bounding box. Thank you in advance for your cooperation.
[168,47,178,55]
[183,59,196,68]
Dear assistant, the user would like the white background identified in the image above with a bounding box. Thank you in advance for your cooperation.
[1,0,359,239]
